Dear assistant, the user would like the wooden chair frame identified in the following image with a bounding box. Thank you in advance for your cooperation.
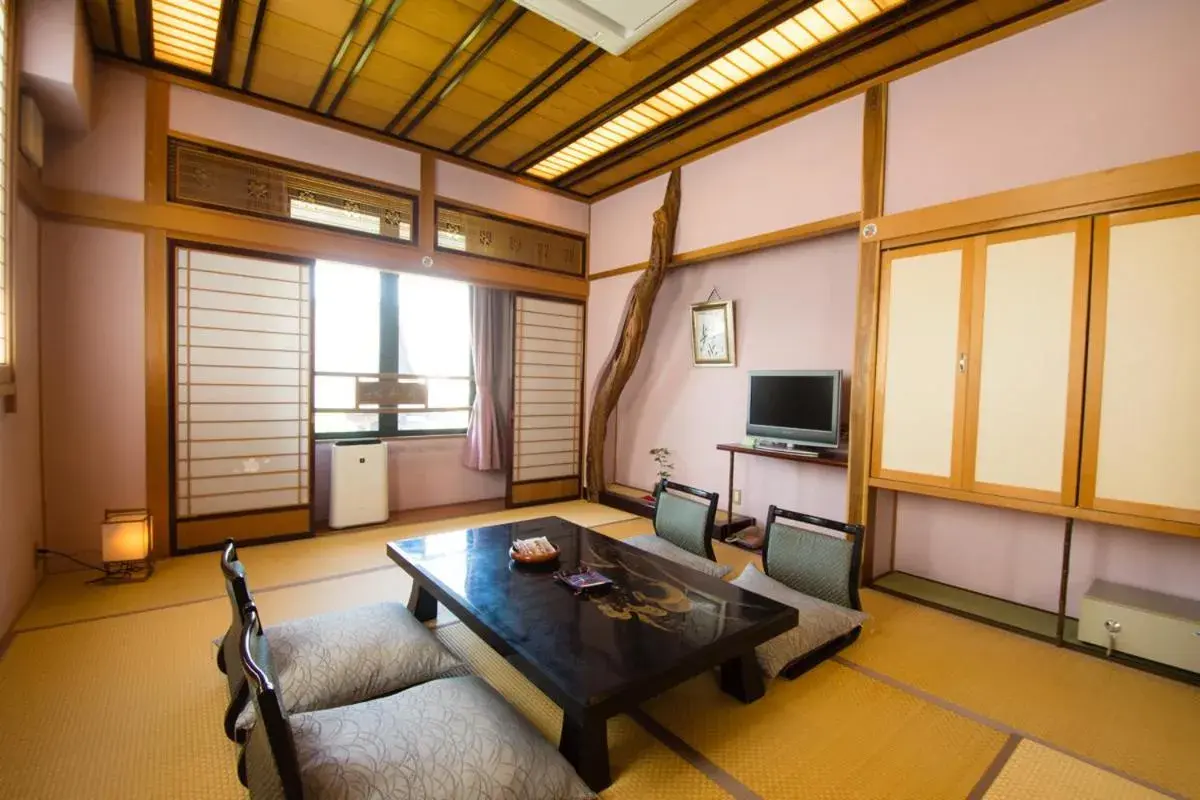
[762,505,865,680]
[219,539,254,743]
[240,603,307,800]
[654,478,720,560]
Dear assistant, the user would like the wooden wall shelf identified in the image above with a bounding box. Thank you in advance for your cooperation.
[716,443,849,469]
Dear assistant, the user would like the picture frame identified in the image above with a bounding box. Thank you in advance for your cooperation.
[690,300,736,367]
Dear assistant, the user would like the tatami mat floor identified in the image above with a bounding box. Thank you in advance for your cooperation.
[0,501,1195,799]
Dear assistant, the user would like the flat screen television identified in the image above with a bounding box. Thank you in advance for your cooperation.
[746,370,843,449]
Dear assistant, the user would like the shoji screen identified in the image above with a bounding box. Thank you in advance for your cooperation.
[510,296,583,506]
[174,245,313,551]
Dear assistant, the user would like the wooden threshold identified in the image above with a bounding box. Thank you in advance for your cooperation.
[313,497,507,534]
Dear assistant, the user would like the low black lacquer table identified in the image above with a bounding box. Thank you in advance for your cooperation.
[386,516,797,791]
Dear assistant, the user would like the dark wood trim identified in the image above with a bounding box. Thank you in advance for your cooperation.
[310,0,374,111]
[454,41,591,155]
[434,200,587,277]
[327,0,407,117]
[507,0,820,173]
[397,7,526,138]
[559,0,963,189]
[385,0,506,134]
[241,0,270,90]
[581,0,1072,199]
[212,0,241,85]
[108,0,126,58]
[134,0,153,62]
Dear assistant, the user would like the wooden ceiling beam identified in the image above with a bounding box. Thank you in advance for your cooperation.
[310,0,376,111]
[383,0,506,135]
[456,42,600,158]
[134,0,152,62]
[242,0,270,90]
[109,0,126,58]
[558,0,966,190]
[507,0,817,173]
[212,0,242,84]
[326,0,408,117]
[396,6,526,138]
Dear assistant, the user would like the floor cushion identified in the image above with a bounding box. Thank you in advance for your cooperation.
[624,534,732,579]
[236,601,460,731]
[731,564,868,678]
[286,676,596,800]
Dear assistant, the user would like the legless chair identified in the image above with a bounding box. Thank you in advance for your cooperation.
[623,480,730,579]
[237,604,595,800]
[217,540,460,744]
[731,506,868,679]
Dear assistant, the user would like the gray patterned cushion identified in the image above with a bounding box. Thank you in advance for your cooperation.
[653,490,711,557]
[732,564,867,679]
[236,602,460,732]
[289,676,596,800]
[624,534,731,579]
[765,522,856,608]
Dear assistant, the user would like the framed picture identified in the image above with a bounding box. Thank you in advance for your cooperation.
[690,300,736,367]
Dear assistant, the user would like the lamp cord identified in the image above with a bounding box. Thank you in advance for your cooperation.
[36,548,107,574]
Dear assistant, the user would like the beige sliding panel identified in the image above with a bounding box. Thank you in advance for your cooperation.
[1081,202,1200,526]
[963,221,1091,505]
[174,244,313,552]
[872,240,972,488]
[509,296,583,507]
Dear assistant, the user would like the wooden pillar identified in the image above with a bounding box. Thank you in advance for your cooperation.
[585,170,682,500]
[847,84,888,551]
[145,78,171,558]
[419,153,437,255]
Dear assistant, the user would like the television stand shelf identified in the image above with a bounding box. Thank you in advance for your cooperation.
[716,444,849,551]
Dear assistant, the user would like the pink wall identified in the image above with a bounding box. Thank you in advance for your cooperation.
[40,223,146,565]
[19,0,93,132]
[43,63,144,200]
[588,94,863,274]
[676,95,862,253]
[170,85,422,190]
[893,495,1200,616]
[312,438,506,521]
[885,0,1200,214]
[437,161,589,233]
[588,175,670,274]
[599,233,859,525]
[0,202,45,633]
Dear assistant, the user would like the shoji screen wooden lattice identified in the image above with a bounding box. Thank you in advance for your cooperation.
[509,296,583,506]
[174,245,313,551]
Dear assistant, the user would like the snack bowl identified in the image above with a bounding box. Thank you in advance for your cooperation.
[509,543,561,564]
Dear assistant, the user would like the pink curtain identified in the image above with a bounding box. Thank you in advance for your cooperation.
[463,288,513,471]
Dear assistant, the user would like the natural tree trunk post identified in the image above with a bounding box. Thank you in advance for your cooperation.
[585,170,682,501]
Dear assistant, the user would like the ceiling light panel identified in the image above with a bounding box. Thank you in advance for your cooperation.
[526,0,907,181]
[152,0,223,74]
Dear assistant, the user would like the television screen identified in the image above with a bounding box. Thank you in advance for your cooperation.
[747,371,842,447]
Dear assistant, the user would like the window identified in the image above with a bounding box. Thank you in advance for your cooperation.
[313,261,473,438]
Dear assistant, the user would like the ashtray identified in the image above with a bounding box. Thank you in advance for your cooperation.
[510,537,560,564]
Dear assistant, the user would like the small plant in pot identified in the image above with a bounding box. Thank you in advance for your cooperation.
[647,447,674,504]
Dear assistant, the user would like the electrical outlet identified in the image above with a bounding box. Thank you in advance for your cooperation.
[733,489,742,506]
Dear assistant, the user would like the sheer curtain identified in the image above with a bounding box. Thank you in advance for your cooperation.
[463,287,513,471]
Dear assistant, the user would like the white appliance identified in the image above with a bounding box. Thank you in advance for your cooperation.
[329,441,389,529]
[513,0,698,55]
[1078,580,1200,673]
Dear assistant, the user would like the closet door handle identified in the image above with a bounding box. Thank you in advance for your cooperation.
[958,353,967,373]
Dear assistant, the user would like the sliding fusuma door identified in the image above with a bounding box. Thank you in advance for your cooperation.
[172,244,313,551]
[509,296,584,506]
